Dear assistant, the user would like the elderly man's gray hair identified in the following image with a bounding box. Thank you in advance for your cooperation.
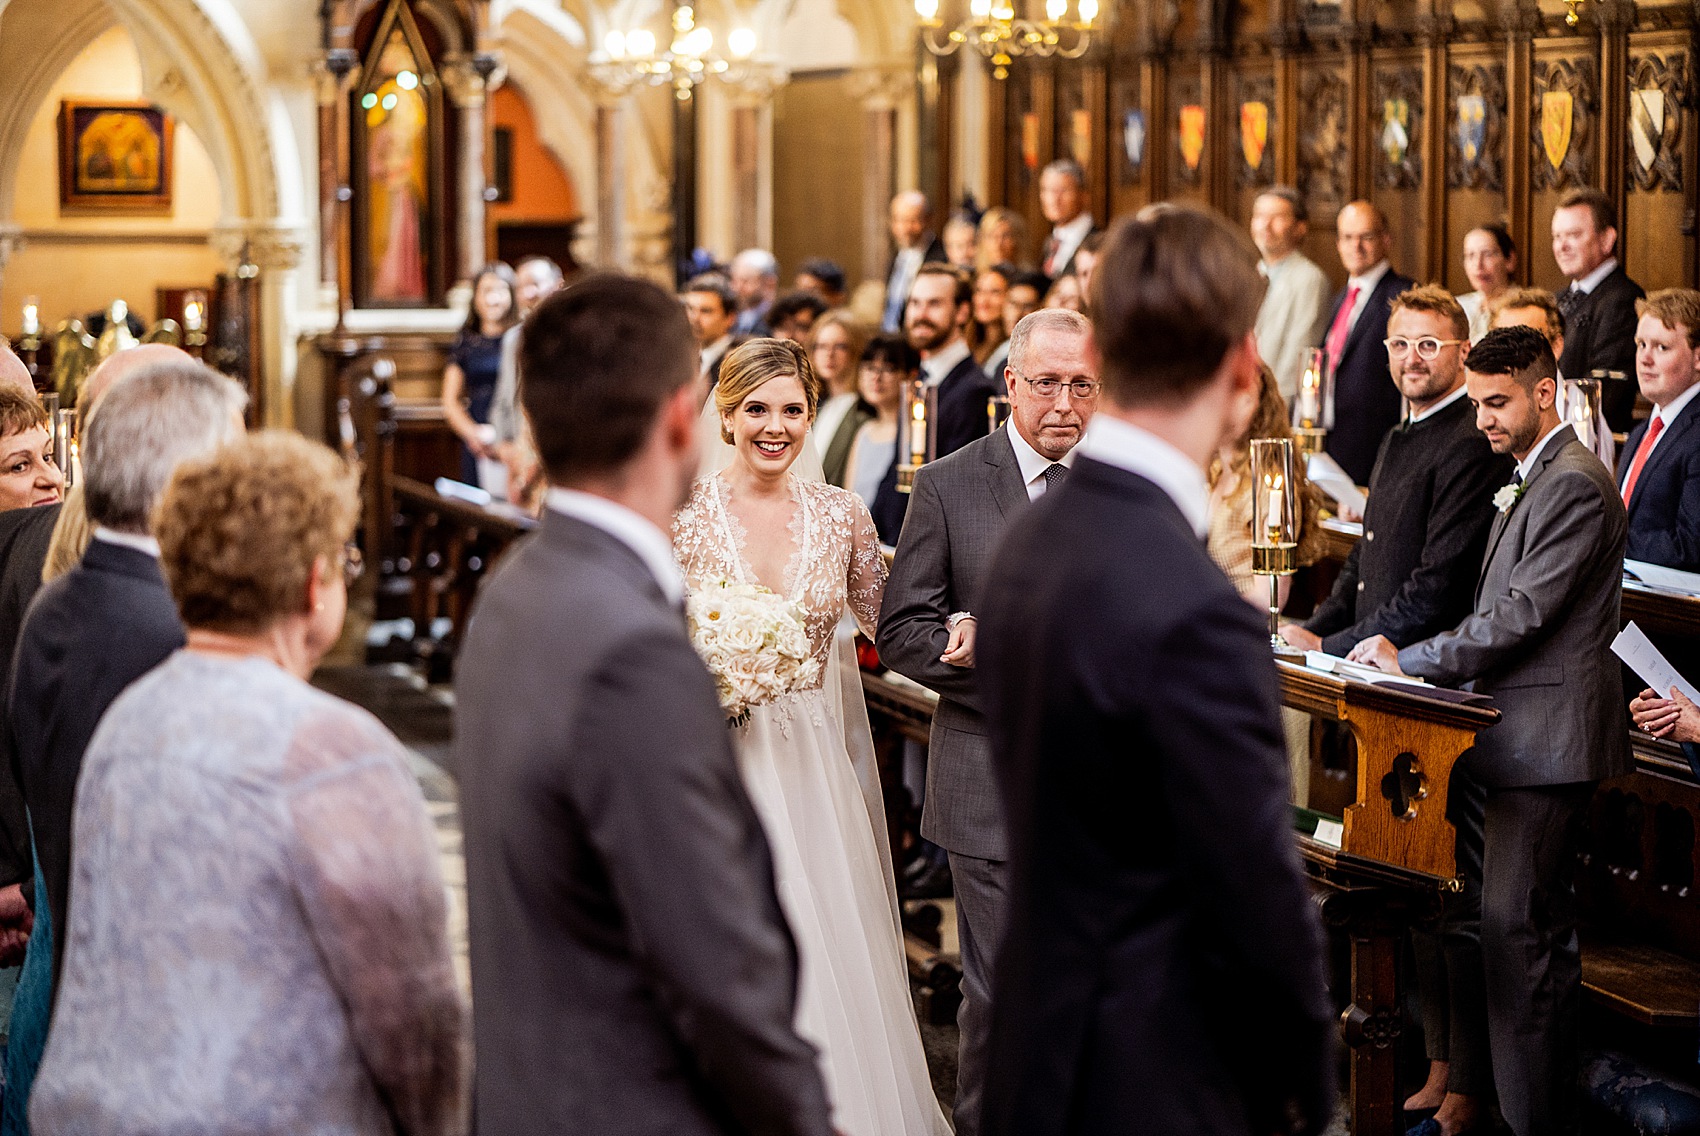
[1008,308,1092,375]
[731,248,779,279]
[83,360,248,534]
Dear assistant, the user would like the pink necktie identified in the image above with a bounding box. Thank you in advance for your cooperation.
[1324,285,1361,374]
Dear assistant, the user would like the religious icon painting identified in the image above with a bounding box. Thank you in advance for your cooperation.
[1123,109,1147,172]
[1381,98,1410,166]
[1457,95,1487,166]
[1629,88,1666,179]
[1542,90,1574,171]
[57,100,173,213]
[1179,105,1206,172]
[1240,101,1270,172]
[1021,112,1041,171]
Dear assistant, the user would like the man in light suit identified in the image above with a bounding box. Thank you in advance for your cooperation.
[454,275,834,1136]
[1352,325,1630,1136]
[1319,200,1416,486]
[1250,187,1332,401]
[877,308,1097,1136]
[979,205,1335,1136]
[1618,288,1700,571]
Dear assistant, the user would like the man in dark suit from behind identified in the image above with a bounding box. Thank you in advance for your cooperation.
[877,307,1098,1136]
[1319,200,1416,486]
[1352,326,1631,1136]
[5,359,247,1119]
[1618,288,1700,570]
[1552,187,1645,432]
[905,263,997,462]
[454,275,834,1136]
[978,205,1335,1136]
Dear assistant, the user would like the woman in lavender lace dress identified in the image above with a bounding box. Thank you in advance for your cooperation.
[30,432,465,1136]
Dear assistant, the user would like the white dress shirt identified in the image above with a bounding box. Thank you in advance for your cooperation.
[1046,212,1095,277]
[921,338,972,388]
[1075,414,1210,538]
[1341,259,1393,339]
[1006,421,1077,501]
[1517,421,1576,484]
[545,487,685,605]
[1573,257,1620,295]
[699,335,732,383]
[1636,379,1700,466]
[93,526,161,558]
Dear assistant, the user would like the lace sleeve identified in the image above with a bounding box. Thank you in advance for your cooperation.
[847,493,888,640]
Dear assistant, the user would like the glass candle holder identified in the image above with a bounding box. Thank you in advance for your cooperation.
[1250,437,1300,653]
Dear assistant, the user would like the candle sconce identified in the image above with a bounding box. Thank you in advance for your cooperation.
[897,379,933,494]
[1291,347,1329,459]
[1251,437,1302,656]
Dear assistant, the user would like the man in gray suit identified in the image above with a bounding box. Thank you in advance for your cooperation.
[454,275,835,1136]
[877,308,1098,1136]
[1352,324,1630,1136]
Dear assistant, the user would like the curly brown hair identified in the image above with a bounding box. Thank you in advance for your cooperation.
[155,431,359,634]
[0,387,48,441]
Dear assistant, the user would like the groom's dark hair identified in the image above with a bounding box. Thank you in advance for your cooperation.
[521,272,698,482]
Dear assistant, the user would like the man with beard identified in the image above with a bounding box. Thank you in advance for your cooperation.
[1351,325,1630,1136]
[905,263,997,461]
[878,309,1098,1136]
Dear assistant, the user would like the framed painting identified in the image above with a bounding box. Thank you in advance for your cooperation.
[58,100,173,212]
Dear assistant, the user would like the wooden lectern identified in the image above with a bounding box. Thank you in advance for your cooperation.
[1279,662,1501,1136]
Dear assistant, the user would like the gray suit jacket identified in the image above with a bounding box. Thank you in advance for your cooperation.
[877,426,1029,860]
[455,511,833,1136]
[1399,427,1631,788]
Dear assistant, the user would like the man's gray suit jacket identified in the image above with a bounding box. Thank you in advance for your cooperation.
[454,510,833,1136]
[1399,427,1631,788]
[878,426,1028,861]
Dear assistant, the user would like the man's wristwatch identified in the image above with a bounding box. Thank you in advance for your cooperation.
[947,611,974,629]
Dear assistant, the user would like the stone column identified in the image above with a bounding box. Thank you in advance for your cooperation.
[851,66,911,288]
[443,55,493,283]
[211,222,306,430]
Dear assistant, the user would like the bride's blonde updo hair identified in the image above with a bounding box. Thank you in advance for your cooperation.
[715,338,820,444]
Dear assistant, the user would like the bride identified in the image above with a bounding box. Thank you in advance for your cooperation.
[673,339,952,1136]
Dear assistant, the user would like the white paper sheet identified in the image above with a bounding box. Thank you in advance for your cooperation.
[1307,451,1367,518]
[1303,650,1433,687]
[1611,620,1700,703]
[1624,559,1700,598]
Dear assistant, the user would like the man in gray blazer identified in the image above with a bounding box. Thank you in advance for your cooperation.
[877,308,1098,1136]
[454,275,834,1136]
[1352,324,1629,1136]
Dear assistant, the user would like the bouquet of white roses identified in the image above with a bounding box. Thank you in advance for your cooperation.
[686,578,820,727]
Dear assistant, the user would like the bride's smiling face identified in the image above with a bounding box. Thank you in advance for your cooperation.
[725,372,812,476]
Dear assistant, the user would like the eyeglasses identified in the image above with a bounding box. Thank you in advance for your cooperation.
[1384,336,1464,360]
[1014,372,1101,399]
[861,364,908,379]
[340,542,364,586]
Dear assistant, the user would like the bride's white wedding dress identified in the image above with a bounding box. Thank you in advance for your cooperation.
[674,471,952,1136]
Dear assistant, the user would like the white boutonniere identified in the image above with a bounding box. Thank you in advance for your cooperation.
[1493,478,1526,515]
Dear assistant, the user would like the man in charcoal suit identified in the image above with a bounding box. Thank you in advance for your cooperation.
[454,275,833,1136]
[1319,200,1416,486]
[1352,325,1631,1136]
[1553,187,1645,432]
[1618,288,1700,571]
[877,308,1097,1136]
[978,206,1335,1136]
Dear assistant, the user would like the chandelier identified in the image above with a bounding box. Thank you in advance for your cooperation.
[1562,0,1585,23]
[590,4,770,97]
[914,0,1097,80]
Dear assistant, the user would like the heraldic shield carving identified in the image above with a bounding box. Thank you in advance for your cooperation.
[1531,57,1595,190]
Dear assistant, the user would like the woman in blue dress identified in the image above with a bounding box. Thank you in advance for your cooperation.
[440,263,517,488]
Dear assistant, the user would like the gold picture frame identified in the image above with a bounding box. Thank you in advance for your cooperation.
[58,99,174,213]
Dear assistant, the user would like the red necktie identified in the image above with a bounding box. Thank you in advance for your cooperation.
[1324,285,1360,374]
[1042,235,1061,277]
[1622,415,1666,506]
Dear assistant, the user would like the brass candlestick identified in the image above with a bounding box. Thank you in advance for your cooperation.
[896,378,928,494]
[1251,437,1302,656]
[1291,346,1329,458]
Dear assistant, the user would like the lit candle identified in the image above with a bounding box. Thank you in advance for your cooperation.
[20,297,38,338]
[1298,370,1321,426]
[1265,474,1286,542]
[910,389,928,465]
[183,295,205,333]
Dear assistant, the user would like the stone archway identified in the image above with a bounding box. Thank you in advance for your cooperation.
[0,0,303,424]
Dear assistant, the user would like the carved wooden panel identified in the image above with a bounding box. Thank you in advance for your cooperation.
[1531,56,1597,191]
[1628,52,1687,193]
[1447,60,1506,192]
[1299,66,1350,211]
[1374,64,1424,190]
[1170,69,1205,189]
[1236,72,1275,188]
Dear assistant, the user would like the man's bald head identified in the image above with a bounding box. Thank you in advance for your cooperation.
[0,348,32,396]
[80,344,192,431]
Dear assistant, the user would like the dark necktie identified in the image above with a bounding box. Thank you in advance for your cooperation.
[1042,463,1068,493]
[1558,284,1585,320]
